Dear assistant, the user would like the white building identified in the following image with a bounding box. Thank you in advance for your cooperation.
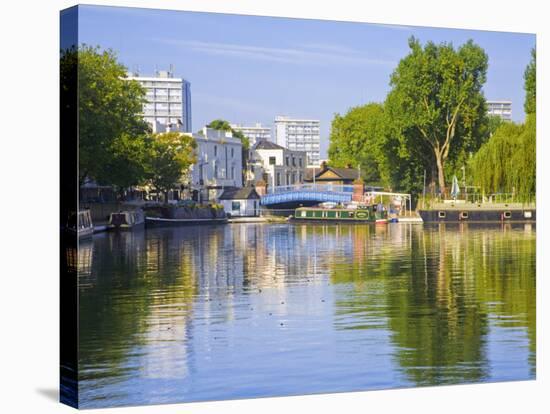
[274,116,320,167]
[126,69,192,133]
[249,140,306,188]
[230,123,271,146]
[218,187,261,217]
[189,127,243,201]
[487,100,512,121]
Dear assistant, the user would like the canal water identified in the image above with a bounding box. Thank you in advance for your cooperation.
[76,223,536,408]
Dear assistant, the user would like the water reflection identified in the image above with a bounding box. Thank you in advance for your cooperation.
[78,223,535,408]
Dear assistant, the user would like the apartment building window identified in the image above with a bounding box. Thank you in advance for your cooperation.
[269,156,276,165]
[286,156,289,166]
[214,145,218,157]
[292,157,296,167]
[299,158,303,167]
[276,172,281,186]
[231,166,235,180]
[231,148,234,158]
[214,164,218,179]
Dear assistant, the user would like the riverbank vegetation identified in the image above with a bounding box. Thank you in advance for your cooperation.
[328,38,536,201]
[62,45,197,202]
[469,48,536,202]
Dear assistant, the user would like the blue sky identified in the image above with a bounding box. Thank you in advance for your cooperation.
[77,5,535,158]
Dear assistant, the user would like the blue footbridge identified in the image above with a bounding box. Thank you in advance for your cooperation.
[260,184,354,207]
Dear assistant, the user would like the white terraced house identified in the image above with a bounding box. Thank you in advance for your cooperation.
[248,140,307,189]
[188,127,243,202]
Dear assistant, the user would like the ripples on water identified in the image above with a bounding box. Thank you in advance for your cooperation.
[75,223,536,408]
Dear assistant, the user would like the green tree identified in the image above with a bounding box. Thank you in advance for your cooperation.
[100,133,150,198]
[61,45,150,186]
[483,114,504,140]
[385,37,489,195]
[469,116,535,202]
[328,103,386,183]
[206,119,250,149]
[147,132,197,202]
[469,49,536,203]
[327,102,427,197]
[524,48,536,115]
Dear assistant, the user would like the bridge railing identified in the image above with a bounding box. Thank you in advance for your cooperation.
[265,184,355,194]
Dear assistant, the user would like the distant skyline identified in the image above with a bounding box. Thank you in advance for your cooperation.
[77,5,535,158]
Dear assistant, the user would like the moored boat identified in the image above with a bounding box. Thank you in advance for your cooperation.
[143,204,228,227]
[293,205,388,223]
[108,209,145,230]
[419,202,536,223]
[66,209,94,239]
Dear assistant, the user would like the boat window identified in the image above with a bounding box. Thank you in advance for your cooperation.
[301,211,307,218]
[349,212,354,218]
[504,211,512,219]
[460,211,469,219]
[524,211,532,218]
[438,211,446,218]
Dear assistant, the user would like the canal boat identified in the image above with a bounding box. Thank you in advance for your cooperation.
[108,209,145,230]
[419,202,536,223]
[293,205,388,223]
[66,209,94,239]
[144,204,228,226]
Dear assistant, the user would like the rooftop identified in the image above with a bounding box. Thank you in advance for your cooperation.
[253,140,286,150]
[218,186,260,200]
[305,166,360,181]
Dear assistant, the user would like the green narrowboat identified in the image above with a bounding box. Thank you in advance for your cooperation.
[293,206,388,223]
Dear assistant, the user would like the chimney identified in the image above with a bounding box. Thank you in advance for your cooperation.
[255,180,267,196]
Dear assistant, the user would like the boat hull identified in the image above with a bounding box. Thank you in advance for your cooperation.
[419,208,536,223]
[291,218,382,223]
[108,210,145,230]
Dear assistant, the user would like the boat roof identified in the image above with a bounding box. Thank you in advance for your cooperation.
[296,206,371,211]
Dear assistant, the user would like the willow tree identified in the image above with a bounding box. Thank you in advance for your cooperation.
[524,48,536,115]
[469,47,536,203]
[385,37,489,195]
[469,115,535,202]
